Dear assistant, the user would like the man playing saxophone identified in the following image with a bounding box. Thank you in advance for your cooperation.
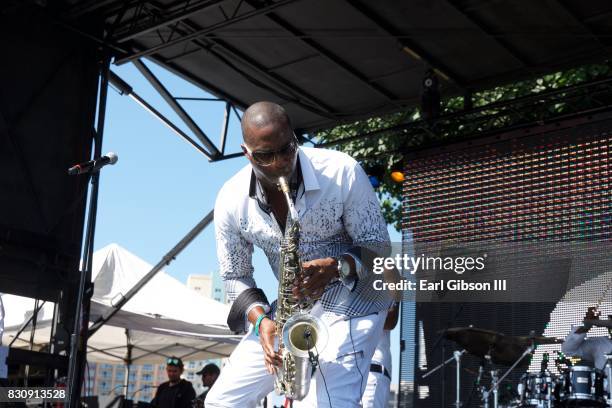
[206,102,392,407]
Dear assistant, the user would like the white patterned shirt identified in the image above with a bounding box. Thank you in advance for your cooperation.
[562,325,612,369]
[214,147,391,322]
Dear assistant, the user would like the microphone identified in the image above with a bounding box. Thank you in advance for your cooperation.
[68,152,118,175]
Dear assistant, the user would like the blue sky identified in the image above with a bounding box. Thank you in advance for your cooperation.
[94,60,406,386]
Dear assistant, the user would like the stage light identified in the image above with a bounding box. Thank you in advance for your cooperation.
[391,171,405,183]
[421,68,440,123]
[389,159,405,183]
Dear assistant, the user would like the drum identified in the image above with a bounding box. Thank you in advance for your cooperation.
[605,357,612,406]
[559,366,606,406]
[518,372,555,407]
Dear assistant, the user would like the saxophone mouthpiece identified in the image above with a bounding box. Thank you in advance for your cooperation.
[278,177,290,194]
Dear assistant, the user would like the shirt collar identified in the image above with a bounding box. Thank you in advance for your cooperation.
[248,153,304,214]
[298,148,320,192]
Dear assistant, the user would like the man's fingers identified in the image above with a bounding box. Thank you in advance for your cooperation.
[265,360,278,375]
[259,322,282,372]
[264,353,276,372]
[264,353,281,373]
[303,274,327,291]
[311,287,324,299]
[261,339,282,367]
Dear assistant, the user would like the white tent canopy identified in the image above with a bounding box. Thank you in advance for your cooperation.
[2,243,239,364]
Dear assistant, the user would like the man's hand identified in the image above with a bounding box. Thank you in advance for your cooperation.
[259,317,282,374]
[293,257,338,300]
[577,306,600,333]
[248,307,281,374]
[585,306,600,321]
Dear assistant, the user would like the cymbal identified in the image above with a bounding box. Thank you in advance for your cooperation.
[441,327,518,365]
[584,319,612,328]
[441,327,562,366]
[514,335,564,345]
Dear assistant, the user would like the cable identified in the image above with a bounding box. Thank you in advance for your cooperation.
[305,329,333,407]
[312,345,333,408]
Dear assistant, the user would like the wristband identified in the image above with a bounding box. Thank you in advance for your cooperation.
[227,288,270,333]
[254,314,267,337]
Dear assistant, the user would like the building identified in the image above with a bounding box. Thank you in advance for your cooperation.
[187,271,227,304]
[185,271,226,394]
[187,274,213,298]
[86,362,166,403]
[211,270,228,304]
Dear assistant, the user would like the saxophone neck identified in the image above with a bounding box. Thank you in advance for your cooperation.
[278,176,299,221]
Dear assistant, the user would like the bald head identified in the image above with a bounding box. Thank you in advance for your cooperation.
[241,102,292,145]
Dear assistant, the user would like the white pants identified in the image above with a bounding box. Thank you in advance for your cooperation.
[206,311,386,408]
[361,370,391,408]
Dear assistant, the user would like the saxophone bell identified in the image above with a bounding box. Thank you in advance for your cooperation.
[282,313,328,359]
[277,313,328,400]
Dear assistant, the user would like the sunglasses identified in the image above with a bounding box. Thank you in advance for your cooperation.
[166,358,182,366]
[243,137,298,167]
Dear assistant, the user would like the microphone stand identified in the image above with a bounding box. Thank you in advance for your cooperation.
[422,349,466,407]
[426,304,464,407]
[453,350,466,408]
[477,359,491,408]
[486,344,535,408]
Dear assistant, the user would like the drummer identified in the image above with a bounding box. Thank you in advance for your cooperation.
[561,307,612,369]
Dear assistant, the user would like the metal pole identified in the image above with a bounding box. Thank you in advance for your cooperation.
[123,365,129,399]
[396,302,404,408]
[8,301,46,348]
[114,0,298,64]
[421,354,455,379]
[482,388,489,408]
[133,60,221,158]
[66,51,111,408]
[220,101,230,155]
[605,355,612,407]
[494,345,534,387]
[441,342,446,408]
[453,350,465,408]
[123,329,132,401]
[108,71,213,160]
[491,370,499,408]
[88,210,214,336]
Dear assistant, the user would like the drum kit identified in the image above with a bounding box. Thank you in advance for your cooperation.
[424,319,612,408]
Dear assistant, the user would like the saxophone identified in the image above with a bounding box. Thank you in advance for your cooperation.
[274,177,328,401]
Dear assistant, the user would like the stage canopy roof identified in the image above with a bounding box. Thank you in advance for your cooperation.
[55,0,612,131]
[53,0,612,133]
